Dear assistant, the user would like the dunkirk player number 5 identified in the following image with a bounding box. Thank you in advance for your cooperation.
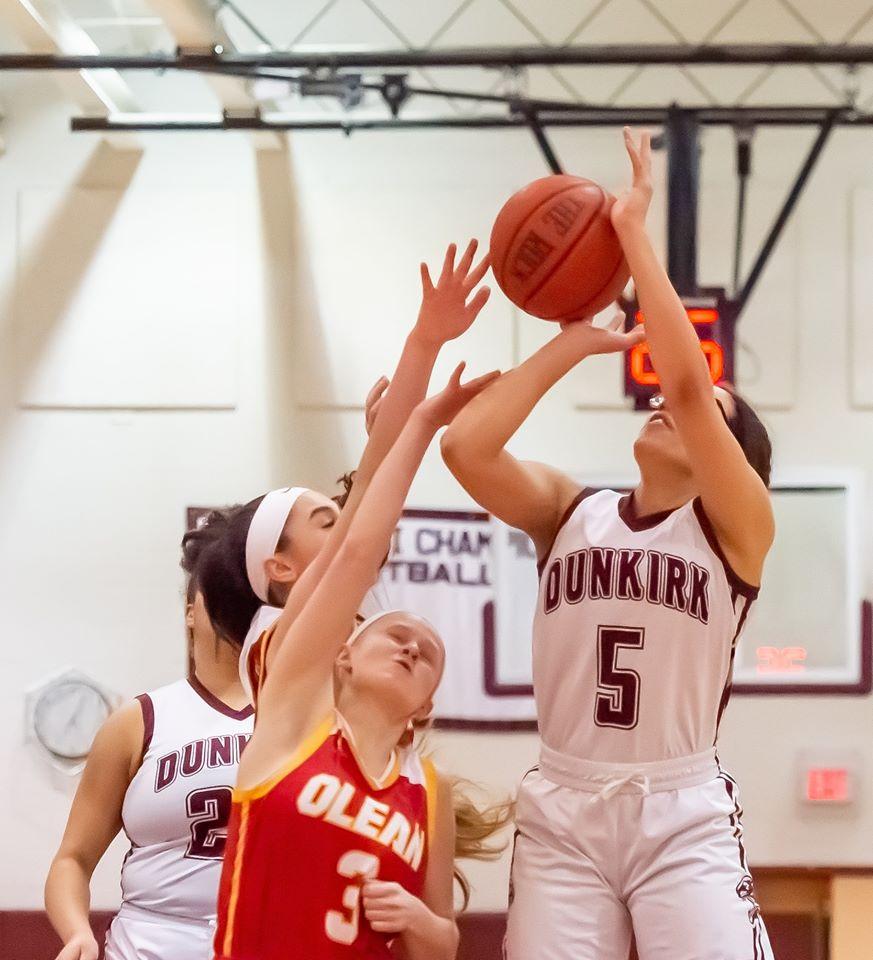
[594,626,645,730]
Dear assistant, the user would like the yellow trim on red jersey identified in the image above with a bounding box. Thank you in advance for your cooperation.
[233,715,334,802]
[423,757,439,845]
[221,799,250,958]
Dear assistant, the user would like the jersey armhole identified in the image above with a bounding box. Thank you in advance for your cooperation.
[692,498,760,600]
[134,693,154,759]
[536,487,599,577]
[233,714,334,802]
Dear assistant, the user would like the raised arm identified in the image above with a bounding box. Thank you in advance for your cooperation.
[610,128,774,581]
[269,243,490,645]
[442,311,644,557]
[45,703,142,960]
[249,366,500,753]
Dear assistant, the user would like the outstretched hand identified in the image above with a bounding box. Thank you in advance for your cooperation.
[611,127,653,234]
[414,240,491,347]
[559,304,646,357]
[419,362,500,428]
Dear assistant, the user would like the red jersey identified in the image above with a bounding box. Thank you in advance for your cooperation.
[215,716,436,960]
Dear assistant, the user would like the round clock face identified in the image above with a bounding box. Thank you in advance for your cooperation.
[33,679,112,760]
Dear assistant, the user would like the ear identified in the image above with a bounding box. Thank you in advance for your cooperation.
[185,604,195,631]
[334,644,353,679]
[264,555,298,587]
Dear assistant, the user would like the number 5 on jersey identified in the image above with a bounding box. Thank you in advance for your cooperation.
[595,626,645,730]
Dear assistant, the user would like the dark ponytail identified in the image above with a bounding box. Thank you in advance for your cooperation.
[181,498,265,649]
[720,384,772,489]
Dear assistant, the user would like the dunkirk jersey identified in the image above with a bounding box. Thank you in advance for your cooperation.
[118,678,254,920]
[215,717,436,960]
[534,489,759,763]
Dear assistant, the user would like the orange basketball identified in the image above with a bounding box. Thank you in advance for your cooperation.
[490,174,630,322]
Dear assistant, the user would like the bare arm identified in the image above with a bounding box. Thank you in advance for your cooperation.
[369,775,459,960]
[611,129,774,581]
[442,311,644,557]
[266,243,491,660]
[45,702,143,960]
[241,367,499,779]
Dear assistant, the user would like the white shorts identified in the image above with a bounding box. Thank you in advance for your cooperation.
[505,747,773,960]
[104,904,216,960]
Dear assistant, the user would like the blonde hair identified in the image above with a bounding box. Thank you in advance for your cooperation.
[449,776,515,910]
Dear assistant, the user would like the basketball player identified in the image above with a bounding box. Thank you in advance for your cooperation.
[441,128,775,960]
[192,240,491,705]
[45,558,253,960]
[214,361,499,959]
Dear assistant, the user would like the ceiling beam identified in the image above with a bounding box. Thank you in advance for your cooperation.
[0,0,139,114]
[145,0,282,147]
[4,43,873,71]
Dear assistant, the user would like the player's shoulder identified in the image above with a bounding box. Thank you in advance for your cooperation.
[536,487,619,572]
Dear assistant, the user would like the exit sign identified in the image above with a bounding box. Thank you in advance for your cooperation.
[806,768,850,804]
[623,290,737,411]
[797,752,860,806]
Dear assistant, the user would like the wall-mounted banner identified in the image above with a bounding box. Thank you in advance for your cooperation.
[378,509,539,729]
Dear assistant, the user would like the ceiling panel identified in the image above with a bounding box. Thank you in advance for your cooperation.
[571,0,683,44]
[707,0,817,43]
[429,0,542,48]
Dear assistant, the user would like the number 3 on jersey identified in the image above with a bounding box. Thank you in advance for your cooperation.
[594,626,645,730]
[326,850,380,945]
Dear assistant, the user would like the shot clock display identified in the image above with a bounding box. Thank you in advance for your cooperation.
[623,290,737,410]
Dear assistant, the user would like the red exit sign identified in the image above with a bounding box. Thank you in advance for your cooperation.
[623,292,737,411]
[806,768,850,803]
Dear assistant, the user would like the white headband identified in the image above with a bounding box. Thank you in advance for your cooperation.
[245,487,310,603]
[346,609,406,647]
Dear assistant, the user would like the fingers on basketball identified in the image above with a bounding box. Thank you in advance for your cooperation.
[464,253,491,294]
[466,285,491,315]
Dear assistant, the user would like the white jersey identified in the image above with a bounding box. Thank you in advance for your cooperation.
[533,489,758,763]
[118,678,254,921]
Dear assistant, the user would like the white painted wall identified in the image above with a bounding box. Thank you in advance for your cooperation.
[0,72,871,916]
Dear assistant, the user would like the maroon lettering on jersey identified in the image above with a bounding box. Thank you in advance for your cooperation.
[181,740,205,777]
[156,752,179,792]
[565,550,587,604]
[208,736,234,768]
[616,549,645,601]
[663,555,690,613]
[646,550,663,604]
[688,565,711,623]
[589,548,617,600]
[542,547,711,626]
[544,558,563,613]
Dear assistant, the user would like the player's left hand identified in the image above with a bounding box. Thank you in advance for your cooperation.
[413,240,491,347]
[361,879,429,933]
[611,127,653,234]
[558,306,646,357]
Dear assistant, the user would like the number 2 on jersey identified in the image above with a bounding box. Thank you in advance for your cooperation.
[325,850,380,945]
[594,626,645,729]
[185,786,232,860]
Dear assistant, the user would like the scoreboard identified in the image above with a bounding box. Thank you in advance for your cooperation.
[623,289,738,410]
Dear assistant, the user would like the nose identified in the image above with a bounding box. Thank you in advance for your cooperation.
[403,639,420,662]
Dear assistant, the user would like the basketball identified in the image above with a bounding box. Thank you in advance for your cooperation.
[490,174,630,322]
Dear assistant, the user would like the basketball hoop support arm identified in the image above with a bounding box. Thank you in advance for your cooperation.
[733,111,837,317]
